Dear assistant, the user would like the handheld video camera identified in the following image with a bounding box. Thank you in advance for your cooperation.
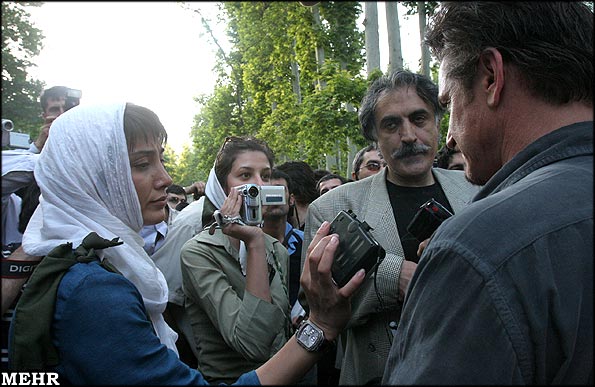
[329,210,386,288]
[407,198,453,242]
[2,119,31,149]
[234,184,286,226]
[64,88,82,112]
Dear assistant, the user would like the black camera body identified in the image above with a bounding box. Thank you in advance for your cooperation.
[407,198,453,242]
[329,210,386,288]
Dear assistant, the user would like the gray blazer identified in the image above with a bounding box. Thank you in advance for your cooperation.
[302,167,479,385]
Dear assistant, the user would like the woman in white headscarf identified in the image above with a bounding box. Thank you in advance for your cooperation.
[8,102,364,385]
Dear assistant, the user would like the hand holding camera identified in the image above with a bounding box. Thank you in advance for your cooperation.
[210,184,286,238]
[329,210,386,288]
[235,184,285,226]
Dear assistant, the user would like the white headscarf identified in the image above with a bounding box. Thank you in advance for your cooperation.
[22,103,178,354]
[204,164,249,274]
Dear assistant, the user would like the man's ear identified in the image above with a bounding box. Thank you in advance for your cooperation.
[289,193,295,207]
[479,48,505,107]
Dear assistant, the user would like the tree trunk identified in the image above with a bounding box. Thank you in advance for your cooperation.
[311,4,326,90]
[385,1,403,73]
[364,2,380,75]
[418,1,431,77]
[291,38,302,104]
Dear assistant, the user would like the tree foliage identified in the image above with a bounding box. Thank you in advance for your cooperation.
[188,1,367,177]
[1,2,45,138]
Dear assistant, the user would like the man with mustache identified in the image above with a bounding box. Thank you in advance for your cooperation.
[301,70,478,385]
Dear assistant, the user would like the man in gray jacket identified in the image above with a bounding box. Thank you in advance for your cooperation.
[302,70,478,385]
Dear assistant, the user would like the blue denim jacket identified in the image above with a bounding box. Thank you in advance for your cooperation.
[53,261,261,385]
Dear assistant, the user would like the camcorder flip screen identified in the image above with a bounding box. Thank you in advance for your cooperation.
[329,210,386,288]
[407,198,453,242]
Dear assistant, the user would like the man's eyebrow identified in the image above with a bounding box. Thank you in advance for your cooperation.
[379,114,403,126]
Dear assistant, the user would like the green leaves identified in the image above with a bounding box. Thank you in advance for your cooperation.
[1,2,45,141]
[188,1,367,174]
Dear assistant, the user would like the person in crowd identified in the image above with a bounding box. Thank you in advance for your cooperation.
[316,173,347,196]
[351,144,386,181]
[302,70,479,385]
[180,136,293,384]
[383,2,593,384]
[436,144,465,171]
[8,103,364,385]
[313,169,331,183]
[1,151,40,370]
[261,168,304,315]
[29,86,81,154]
[166,184,187,211]
[260,168,317,385]
[1,151,38,250]
[276,161,319,231]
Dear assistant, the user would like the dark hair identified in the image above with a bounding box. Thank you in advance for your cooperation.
[313,169,331,183]
[436,146,458,169]
[16,180,41,234]
[276,161,319,204]
[352,144,382,178]
[271,168,293,195]
[123,103,168,154]
[166,184,185,196]
[359,70,445,142]
[316,173,347,194]
[214,136,275,191]
[425,2,593,105]
[39,86,70,111]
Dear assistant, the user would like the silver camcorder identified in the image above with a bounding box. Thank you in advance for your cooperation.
[235,184,286,226]
[2,119,30,149]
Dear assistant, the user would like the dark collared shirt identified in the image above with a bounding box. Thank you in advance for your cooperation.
[383,121,593,385]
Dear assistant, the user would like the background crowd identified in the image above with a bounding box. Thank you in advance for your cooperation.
[1,2,592,386]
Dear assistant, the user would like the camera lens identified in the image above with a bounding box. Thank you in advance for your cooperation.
[247,185,259,197]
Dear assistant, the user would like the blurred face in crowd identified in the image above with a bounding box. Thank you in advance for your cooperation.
[43,96,67,119]
[318,178,343,196]
[447,150,466,171]
[129,138,173,225]
[166,192,186,209]
[375,86,440,186]
[263,177,292,219]
[355,149,386,180]
[225,150,271,194]
[440,58,499,185]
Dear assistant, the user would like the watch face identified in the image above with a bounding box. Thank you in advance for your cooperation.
[298,322,322,350]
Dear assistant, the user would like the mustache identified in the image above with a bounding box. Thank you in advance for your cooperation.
[392,143,432,159]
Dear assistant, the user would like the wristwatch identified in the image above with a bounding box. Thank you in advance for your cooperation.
[295,319,335,353]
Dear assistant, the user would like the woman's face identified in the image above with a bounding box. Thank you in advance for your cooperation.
[224,150,271,194]
[129,138,173,225]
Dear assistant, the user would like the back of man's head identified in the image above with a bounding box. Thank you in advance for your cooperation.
[425,2,593,106]
[276,161,318,204]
